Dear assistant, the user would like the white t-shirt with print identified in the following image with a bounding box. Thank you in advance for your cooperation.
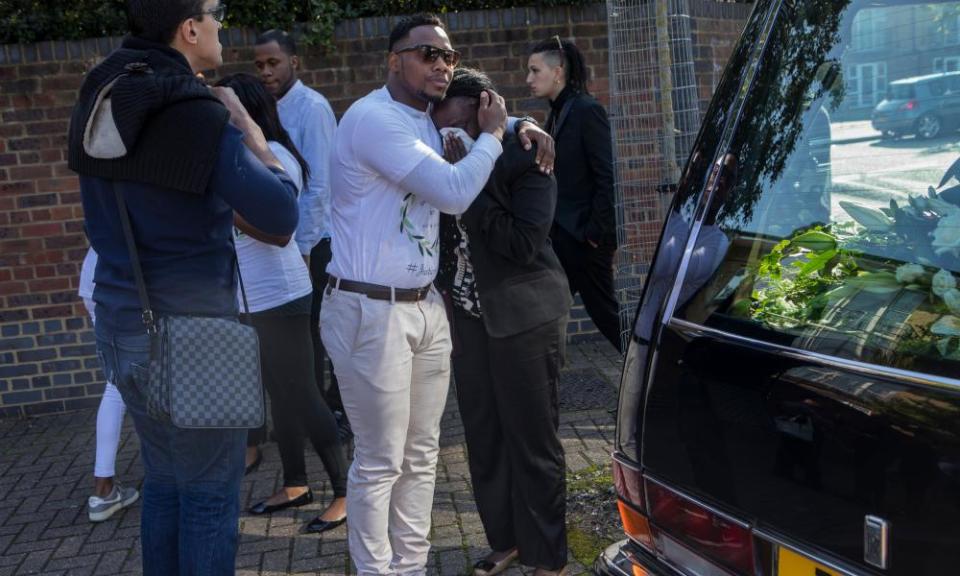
[327,86,502,289]
[234,142,313,313]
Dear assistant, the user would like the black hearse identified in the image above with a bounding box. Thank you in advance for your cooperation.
[596,1,960,575]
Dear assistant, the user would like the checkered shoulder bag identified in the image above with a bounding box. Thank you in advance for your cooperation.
[115,189,264,429]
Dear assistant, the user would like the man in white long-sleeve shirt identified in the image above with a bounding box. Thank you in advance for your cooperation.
[321,13,507,576]
[253,30,346,420]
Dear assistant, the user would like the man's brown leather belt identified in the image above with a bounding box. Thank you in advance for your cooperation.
[326,276,432,302]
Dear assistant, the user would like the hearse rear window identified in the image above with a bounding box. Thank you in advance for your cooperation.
[674,0,960,381]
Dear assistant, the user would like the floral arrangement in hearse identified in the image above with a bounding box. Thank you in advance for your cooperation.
[731,158,960,365]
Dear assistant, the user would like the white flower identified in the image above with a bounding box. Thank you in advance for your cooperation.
[839,201,893,232]
[928,197,960,217]
[932,315,960,337]
[932,212,960,257]
[895,263,925,284]
[945,289,960,315]
[932,269,957,297]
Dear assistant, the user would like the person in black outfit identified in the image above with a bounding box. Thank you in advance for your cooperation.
[215,73,348,535]
[527,37,622,352]
[434,68,573,576]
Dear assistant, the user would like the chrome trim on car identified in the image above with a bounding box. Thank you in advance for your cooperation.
[864,515,890,570]
[612,451,640,471]
[753,528,863,576]
[595,539,681,576]
[669,317,960,393]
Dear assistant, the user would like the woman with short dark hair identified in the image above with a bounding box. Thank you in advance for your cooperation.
[527,37,622,353]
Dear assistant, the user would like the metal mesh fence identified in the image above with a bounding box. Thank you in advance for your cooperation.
[607,0,702,349]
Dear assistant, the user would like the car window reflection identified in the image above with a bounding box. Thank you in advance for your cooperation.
[674,0,960,382]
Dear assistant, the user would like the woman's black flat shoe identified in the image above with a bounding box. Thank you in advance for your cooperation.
[248,489,314,515]
[304,515,346,534]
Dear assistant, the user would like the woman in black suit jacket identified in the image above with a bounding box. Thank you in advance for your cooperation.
[434,68,573,576]
[527,37,622,352]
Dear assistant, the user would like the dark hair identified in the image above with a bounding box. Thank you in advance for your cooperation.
[445,67,495,100]
[125,0,206,44]
[214,73,310,188]
[388,13,444,51]
[255,29,297,56]
[530,36,590,95]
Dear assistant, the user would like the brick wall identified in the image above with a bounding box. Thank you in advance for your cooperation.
[690,0,754,114]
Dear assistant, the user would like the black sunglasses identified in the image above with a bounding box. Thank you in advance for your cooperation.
[195,4,226,23]
[394,44,461,68]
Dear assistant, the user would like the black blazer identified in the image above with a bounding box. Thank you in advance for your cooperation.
[460,134,573,338]
[547,88,617,246]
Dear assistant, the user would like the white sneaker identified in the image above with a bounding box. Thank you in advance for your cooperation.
[88,484,139,522]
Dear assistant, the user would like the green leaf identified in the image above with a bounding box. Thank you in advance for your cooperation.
[790,230,837,252]
[798,249,837,276]
[844,271,901,294]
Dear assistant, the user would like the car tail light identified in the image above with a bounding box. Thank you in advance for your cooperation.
[900,100,916,110]
[613,457,655,549]
[618,499,656,548]
[613,457,644,508]
[645,479,756,575]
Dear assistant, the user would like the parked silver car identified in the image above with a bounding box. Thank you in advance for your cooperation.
[872,71,960,139]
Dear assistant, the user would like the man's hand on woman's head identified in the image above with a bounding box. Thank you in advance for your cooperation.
[478,90,507,142]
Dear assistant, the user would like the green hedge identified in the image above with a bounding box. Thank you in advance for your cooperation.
[1,1,597,46]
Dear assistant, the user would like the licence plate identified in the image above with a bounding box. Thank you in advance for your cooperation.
[778,548,841,576]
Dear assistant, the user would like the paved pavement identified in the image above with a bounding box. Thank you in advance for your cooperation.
[0,338,622,576]
[829,119,879,144]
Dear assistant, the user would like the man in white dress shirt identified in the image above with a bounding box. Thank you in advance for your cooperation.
[321,13,508,576]
[253,30,348,425]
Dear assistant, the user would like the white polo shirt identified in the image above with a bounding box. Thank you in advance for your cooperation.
[327,86,502,289]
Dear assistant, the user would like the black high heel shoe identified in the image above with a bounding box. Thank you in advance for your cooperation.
[248,489,313,515]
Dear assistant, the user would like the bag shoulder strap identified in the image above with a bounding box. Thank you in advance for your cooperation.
[113,188,156,332]
[112,188,251,333]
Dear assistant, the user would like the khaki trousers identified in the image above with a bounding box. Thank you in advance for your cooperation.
[320,286,451,576]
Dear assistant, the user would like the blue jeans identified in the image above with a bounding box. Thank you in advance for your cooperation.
[97,330,245,576]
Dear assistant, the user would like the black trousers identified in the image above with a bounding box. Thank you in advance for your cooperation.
[452,311,568,570]
[551,225,623,352]
[246,303,348,497]
[309,238,343,412]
